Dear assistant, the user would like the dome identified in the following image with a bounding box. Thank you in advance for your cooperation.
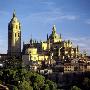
[49,25,60,39]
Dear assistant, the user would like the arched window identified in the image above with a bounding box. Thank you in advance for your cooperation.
[18,33,20,37]
[15,33,16,37]
[16,25,18,29]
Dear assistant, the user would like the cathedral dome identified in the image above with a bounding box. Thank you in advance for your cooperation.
[49,25,60,39]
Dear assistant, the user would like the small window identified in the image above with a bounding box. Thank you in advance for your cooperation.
[18,33,20,37]
[15,33,16,37]
[43,47,44,50]
[13,25,15,28]
[34,57,36,60]
[16,25,18,29]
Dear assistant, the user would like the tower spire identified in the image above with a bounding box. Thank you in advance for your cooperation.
[47,33,48,40]
[77,45,79,52]
[60,33,61,38]
[13,9,16,18]
[52,25,56,35]
[52,25,56,31]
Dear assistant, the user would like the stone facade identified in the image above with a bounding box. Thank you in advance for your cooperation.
[8,10,21,58]
[22,25,83,67]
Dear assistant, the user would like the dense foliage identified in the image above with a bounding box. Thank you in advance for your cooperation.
[0,68,90,90]
[0,68,57,90]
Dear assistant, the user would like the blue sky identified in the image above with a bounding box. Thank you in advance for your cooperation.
[0,0,90,55]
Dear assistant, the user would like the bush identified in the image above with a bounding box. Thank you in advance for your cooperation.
[71,86,81,90]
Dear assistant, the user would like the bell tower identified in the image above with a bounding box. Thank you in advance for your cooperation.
[8,10,21,58]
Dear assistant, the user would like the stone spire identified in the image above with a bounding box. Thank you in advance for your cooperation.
[47,33,48,40]
[77,45,79,52]
[13,10,16,18]
[60,33,61,38]
[52,25,56,32]
[52,25,56,36]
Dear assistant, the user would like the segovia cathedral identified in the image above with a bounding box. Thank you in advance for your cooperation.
[22,25,80,65]
[0,11,90,72]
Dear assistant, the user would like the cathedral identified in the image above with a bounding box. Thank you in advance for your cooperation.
[0,11,88,69]
[22,24,82,66]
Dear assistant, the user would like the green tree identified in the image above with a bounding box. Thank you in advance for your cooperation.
[12,85,18,90]
[19,80,33,90]
[71,86,81,90]
[30,73,45,89]
[0,80,2,84]
[34,74,45,87]
[46,80,57,90]
[82,77,90,89]
[33,82,38,90]
[42,84,50,90]
[0,68,58,90]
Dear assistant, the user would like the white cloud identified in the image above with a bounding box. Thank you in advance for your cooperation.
[23,0,78,24]
[60,15,77,20]
[65,36,90,55]
[85,19,90,24]
[40,1,55,6]
[24,10,78,25]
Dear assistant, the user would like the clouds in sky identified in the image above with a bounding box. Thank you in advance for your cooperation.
[85,19,90,25]
[65,36,90,55]
[0,0,90,55]
[25,11,78,23]
[24,1,79,25]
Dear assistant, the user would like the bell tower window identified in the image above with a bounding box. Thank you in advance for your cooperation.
[16,25,18,29]
[18,33,20,37]
[15,33,16,37]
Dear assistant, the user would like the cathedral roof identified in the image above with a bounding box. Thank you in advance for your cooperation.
[49,25,60,39]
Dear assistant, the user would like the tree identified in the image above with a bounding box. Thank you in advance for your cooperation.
[30,73,45,89]
[82,77,90,89]
[19,80,33,90]
[12,85,18,90]
[0,80,2,84]
[34,74,45,87]
[71,86,81,90]
[0,68,58,90]
[42,84,50,90]
[46,80,57,90]
[33,82,38,90]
